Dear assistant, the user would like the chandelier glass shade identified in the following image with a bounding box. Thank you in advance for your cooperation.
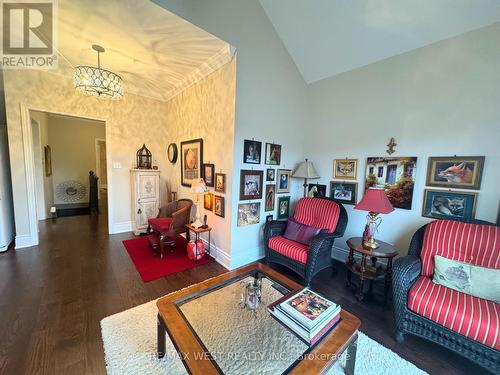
[73,45,123,99]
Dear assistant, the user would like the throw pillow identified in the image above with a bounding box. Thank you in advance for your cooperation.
[432,255,500,303]
[283,218,322,246]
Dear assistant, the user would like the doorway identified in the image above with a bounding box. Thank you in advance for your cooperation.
[29,109,108,228]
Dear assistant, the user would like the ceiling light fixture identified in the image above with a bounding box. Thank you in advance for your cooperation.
[73,44,123,99]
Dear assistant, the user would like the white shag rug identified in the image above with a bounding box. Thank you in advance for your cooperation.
[101,299,427,375]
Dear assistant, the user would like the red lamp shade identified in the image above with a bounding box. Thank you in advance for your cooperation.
[355,188,394,214]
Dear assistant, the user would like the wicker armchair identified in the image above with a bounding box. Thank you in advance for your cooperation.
[393,218,499,373]
[147,199,193,257]
[264,197,348,286]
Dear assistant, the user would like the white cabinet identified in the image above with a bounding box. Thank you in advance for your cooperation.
[130,169,160,235]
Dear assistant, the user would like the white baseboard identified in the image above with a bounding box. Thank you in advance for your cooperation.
[198,237,230,270]
[110,221,133,234]
[15,234,37,249]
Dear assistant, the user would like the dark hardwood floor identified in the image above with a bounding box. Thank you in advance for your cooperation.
[0,215,488,374]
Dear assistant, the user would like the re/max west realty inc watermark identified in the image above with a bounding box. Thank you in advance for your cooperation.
[0,0,58,69]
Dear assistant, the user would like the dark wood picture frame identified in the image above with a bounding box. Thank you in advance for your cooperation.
[214,195,225,217]
[307,183,327,198]
[266,168,275,182]
[240,170,263,200]
[330,181,358,205]
[265,184,275,212]
[422,189,478,220]
[202,163,215,187]
[215,173,226,193]
[277,196,290,219]
[180,138,203,187]
[203,192,213,211]
[426,156,485,190]
[243,139,262,164]
[265,143,282,165]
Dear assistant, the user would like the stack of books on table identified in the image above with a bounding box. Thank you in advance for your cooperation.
[268,288,341,346]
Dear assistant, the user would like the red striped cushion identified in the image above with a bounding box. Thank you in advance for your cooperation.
[408,276,499,350]
[268,236,308,264]
[421,220,500,277]
[293,198,340,233]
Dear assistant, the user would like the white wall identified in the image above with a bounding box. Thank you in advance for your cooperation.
[46,115,105,204]
[155,0,309,269]
[163,58,237,268]
[30,111,54,219]
[306,22,500,256]
[3,69,171,244]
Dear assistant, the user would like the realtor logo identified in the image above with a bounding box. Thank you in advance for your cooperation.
[1,0,58,69]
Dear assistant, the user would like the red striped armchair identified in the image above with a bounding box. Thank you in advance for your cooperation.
[264,197,347,285]
[393,218,500,373]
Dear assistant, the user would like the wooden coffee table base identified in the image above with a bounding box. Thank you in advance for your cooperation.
[156,263,361,375]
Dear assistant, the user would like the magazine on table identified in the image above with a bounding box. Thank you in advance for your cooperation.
[279,288,340,329]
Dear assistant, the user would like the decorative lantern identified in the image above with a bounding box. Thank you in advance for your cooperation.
[136,144,152,169]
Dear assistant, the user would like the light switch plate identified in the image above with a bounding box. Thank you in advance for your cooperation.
[113,162,122,169]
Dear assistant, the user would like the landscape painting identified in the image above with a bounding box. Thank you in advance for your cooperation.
[365,157,417,210]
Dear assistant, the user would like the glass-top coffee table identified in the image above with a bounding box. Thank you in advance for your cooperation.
[157,263,360,374]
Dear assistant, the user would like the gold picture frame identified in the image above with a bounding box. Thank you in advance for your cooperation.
[426,156,484,190]
[333,159,357,180]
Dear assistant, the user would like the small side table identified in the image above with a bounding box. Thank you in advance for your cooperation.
[345,237,398,303]
[185,224,212,260]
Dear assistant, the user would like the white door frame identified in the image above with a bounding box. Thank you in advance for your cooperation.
[19,104,113,247]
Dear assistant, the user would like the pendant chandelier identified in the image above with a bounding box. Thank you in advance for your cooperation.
[73,44,124,99]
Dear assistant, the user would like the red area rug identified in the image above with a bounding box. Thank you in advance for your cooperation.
[122,236,214,282]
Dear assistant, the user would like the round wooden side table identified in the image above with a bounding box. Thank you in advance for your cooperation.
[345,237,399,303]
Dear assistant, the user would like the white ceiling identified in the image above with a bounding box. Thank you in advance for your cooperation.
[259,0,500,83]
[54,0,232,101]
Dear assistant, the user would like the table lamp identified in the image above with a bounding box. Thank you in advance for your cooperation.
[354,188,394,249]
[190,178,207,228]
[292,158,320,197]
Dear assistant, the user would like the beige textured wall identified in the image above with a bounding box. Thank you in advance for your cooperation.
[163,58,236,266]
[47,115,105,204]
[4,69,170,237]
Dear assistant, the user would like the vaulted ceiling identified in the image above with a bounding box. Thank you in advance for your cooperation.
[55,0,232,101]
[259,0,500,83]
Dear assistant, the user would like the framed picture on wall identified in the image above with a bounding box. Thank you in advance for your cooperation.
[330,181,358,205]
[426,156,484,190]
[307,183,326,198]
[243,139,262,164]
[240,170,263,200]
[265,143,282,165]
[333,159,357,180]
[204,192,213,211]
[277,196,290,219]
[44,145,52,177]
[266,168,275,182]
[365,157,417,210]
[202,163,215,187]
[265,184,275,211]
[276,169,291,193]
[180,138,203,187]
[214,195,225,217]
[422,189,477,220]
[215,173,226,193]
[237,202,261,226]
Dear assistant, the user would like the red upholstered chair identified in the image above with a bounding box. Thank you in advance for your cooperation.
[147,199,193,258]
[393,218,500,373]
[264,197,347,285]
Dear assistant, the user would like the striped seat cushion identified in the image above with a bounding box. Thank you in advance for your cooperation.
[293,198,340,233]
[408,276,500,350]
[268,236,308,264]
[421,220,500,277]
